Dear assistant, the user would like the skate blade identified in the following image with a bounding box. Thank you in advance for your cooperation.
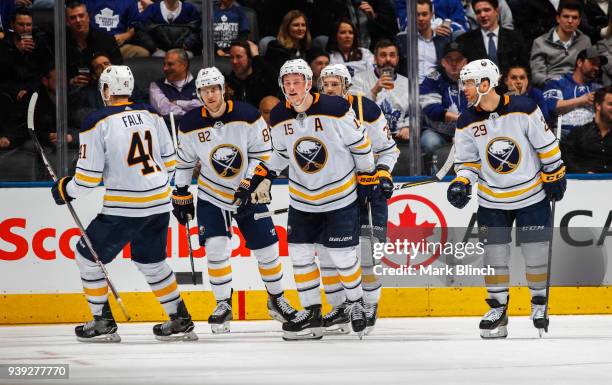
[322,323,351,336]
[480,325,508,339]
[155,331,199,342]
[282,327,323,341]
[364,325,375,336]
[210,322,230,334]
[537,328,544,338]
[358,331,365,340]
[77,333,121,343]
[268,310,287,323]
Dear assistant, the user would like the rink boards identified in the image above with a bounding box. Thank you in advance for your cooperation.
[1,177,612,324]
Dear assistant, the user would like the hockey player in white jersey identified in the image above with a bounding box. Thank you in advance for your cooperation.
[172,67,297,334]
[51,65,197,343]
[240,59,378,340]
[317,64,399,335]
[447,59,567,338]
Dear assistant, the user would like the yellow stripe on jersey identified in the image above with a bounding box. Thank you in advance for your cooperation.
[259,154,271,161]
[197,178,234,200]
[289,176,356,201]
[355,137,371,150]
[537,146,560,159]
[75,172,102,184]
[164,159,177,168]
[104,187,171,203]
[463,162,481,169]
[478,179,542,199]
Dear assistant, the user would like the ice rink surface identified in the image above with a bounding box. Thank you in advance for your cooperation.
[1,316,612,385]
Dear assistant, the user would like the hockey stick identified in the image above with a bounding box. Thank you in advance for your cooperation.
[168,112,202,285]
[542,115,563,334]
[26,93,131,321]
[254,145,456,220]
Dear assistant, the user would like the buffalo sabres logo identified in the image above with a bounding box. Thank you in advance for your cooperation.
[294,137,327,173]
[210,144,243,178]
[486,137,521,174]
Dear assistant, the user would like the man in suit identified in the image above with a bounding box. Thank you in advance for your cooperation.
[456,0,528,75]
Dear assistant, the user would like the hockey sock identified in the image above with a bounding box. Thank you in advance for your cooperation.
[75,250,108,317]
[521,241,549,298]
[289,243,321,308]
[316,243,346,307]
[359,236,382,305]
[206,236,233,301]
[326,246,363,302]
[134,261,181,316]
[483,244,510,305]
[252,243,283,296]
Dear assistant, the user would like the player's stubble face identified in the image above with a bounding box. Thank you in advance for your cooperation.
[201,85,224,114]
[321,77,344,97]
[283,74,309,105]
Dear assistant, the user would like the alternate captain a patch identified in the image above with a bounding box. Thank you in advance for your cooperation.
[293,137,327,173]
[486,137,521,174]
[209,144,243,178]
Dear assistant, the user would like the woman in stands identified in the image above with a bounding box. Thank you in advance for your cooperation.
[326,18,374,73]
[264,10,312,77]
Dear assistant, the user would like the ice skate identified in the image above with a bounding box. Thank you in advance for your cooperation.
[479,298,508,339]
[345,299,367,339]
[75,302,121,343]
[364,303,378,335]
[322,302,351,335]
[282,305,323,341]
[153,301,198,341]
[531,296,549,337]
[267,293,298,323]
[208,298,232,334]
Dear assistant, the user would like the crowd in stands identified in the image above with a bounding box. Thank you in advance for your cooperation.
[0,0,611,181]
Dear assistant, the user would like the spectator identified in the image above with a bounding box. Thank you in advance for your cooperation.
[149,48,201,120]
[465,0,514,30]
[225,40,279,108]
[578,0,608,44]
[71,53,112,126]
[396,0,467,38]
[543,47,606,135]
[259,95,280,127]
[0,7,53,105]
[351,39,410,141]
[264,10,312,76]
[509,0,556,49]
[214,0,249,56]
[139,0,201,58]
[306,47,330,90]
[416,0,449,84]
[504,65,550,120]
[66,0,123,89]
[326,18,374,74]
[596,19,612,85]
[333,0,398,52]
[561,86,612,173]
[0,1,15,39]
[456,0,528,75]
[530,1,591,87]
[85,0,152,58]
[419,42,468,155]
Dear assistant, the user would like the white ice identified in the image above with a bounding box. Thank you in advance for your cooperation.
[1,316,612,385]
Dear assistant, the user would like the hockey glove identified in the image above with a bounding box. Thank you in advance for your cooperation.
[51,176,74,205]
[171,186,194,225]
[447,177,472,209]
[250,163,274,204]
[541,165,566,202]
[377,166,394,199]
[357,170,379,206]
[232,178,251,208]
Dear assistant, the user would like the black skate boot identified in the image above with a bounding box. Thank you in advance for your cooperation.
[153,300,198,341]
[282,305,323,341]
[321,301,350,335]
[267,293,298,323]
[345,299,367,339]
[75,302,120,343]
[208,298,233,334]
[531,296,549,337]
[479,298,508,339]
[364,302,378,335]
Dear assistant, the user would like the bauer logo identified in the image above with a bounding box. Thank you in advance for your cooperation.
[486,137,521,174]
[209,144,243,178]
[293,137,327,173]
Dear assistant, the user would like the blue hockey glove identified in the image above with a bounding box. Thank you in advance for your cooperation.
[541,165,566,202]
[357,170,379,206]
[51,176,74,205]
[447,177,472,209]
[172,186,194,225]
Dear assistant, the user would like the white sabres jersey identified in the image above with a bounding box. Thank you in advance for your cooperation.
[347,93,399,171]
[454,95,562,210]
[175,100,271,211]
[66,102,176,217]
[266,93,375,213]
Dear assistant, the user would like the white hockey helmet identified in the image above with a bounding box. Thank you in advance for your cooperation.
[196,66,225,103]
[98,65,134,102]
[319,64,352,96]
[278,58,313,92]
[459,59,500,106]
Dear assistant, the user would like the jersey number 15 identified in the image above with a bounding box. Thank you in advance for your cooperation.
[127,130,161,175]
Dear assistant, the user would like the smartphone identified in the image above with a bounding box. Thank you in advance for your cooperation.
[78,67,91,76]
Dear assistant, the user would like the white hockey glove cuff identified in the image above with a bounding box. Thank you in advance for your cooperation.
[251,179,272,204]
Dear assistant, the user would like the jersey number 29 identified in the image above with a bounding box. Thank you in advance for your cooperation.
[127,130,161,175]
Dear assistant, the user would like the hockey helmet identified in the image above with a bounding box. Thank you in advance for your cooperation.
[278,59,313,91]
[319,64,352,96]
[459,59,500,106]
[98,65,134,102]
[196,66,225,103]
